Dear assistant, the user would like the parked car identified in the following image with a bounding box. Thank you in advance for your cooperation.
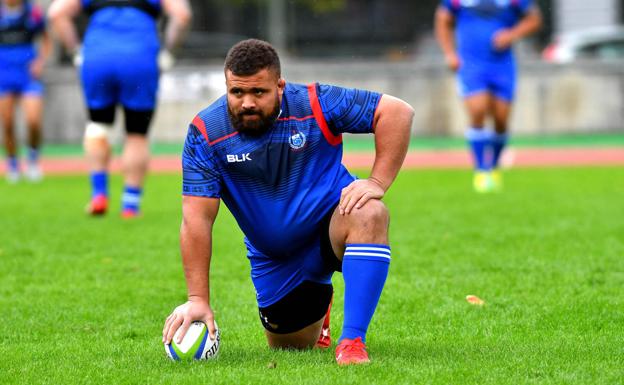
[542,25,624,63]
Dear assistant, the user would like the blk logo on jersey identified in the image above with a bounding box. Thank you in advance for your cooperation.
[227,153,252,163]
[288,130,306,150]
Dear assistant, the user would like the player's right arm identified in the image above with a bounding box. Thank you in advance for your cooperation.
[162,196,220,344]
[163,121,223,344]
[434,5,460,72]
[47,0,82,55]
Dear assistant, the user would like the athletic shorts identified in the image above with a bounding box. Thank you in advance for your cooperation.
[258,280,333,334]
[0,69,44,97]
[80,52,159,110]
[457,61,516,102]
[247,206,342,310]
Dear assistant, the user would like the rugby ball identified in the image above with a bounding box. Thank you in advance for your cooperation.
[165,321,220,361]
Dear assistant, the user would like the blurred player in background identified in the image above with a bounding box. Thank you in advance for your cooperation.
[0,0,51,183]
[48,0,191,216]
[162,39,414,366]
[435,0,541,192]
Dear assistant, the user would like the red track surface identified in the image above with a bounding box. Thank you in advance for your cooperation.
[3,147,623,175]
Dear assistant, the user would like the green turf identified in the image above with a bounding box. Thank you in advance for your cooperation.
[1,168,623,384]
[33,132,624,156]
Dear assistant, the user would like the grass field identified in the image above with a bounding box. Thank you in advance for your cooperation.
[1,167,623,384]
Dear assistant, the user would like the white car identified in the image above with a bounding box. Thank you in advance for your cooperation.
[542,25,624,63]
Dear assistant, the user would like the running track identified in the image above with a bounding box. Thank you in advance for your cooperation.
[10,147,624,175]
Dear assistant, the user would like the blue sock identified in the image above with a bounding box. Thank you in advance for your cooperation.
[28,147,39,164]
[340,244,391,343]
[490,131,508,169]
[465,127,490,171]
[7,156,19,172]
[90,171,108,198]
[122,185,142,212]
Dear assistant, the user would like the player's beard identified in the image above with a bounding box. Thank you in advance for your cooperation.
[228,97,281,136]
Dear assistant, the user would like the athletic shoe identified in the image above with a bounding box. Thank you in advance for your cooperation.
[335,337,370,366]
[121,208,140,219]
[316,299,332,349]
[473,171,492,193]
[490,169,503,192]
[25,163,43,182]
[86,194,108,216]
[6,169,20,184]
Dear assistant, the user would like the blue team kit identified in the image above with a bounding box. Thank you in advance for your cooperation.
[442,0,534,101]
[182,82,381,307]
[80,0,162,110]
[0,1,45,96]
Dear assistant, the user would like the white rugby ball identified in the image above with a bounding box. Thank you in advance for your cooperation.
[165,321,220,361]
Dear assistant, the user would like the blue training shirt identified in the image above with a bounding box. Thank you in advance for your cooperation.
[0,2,45,69]
[182,82,381,258]
[81,0,161,57]
[441,0,534,64]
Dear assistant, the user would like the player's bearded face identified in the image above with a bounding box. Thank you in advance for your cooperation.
[227,93,281,135]
[226,69,285,135]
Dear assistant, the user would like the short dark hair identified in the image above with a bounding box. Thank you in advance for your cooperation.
[224,39,281,78]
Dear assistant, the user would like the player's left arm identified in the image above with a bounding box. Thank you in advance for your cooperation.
[493,4,542,50]
[30,8,52,79]
[339,95,414,215]
[47,0,82,56]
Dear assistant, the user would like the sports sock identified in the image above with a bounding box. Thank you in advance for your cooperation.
[27,147,39,165]
[90,171,108,198]
[340,244,391,343]
[490,131,508,169]
[121,185,142,213]
[7,156,19,172]
[465,127,489,171]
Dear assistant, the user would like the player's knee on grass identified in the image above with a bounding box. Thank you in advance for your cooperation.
[259,281,332,349]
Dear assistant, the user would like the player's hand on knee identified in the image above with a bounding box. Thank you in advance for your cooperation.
[339,179,385,215]
[162,298,215,344]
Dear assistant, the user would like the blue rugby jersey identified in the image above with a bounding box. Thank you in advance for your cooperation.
[81,0,161,57]
[0,2,45,69]
[441,0,533,64]
[182,82,381,258]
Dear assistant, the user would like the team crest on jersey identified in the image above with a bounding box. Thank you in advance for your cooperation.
[288,130,306,150]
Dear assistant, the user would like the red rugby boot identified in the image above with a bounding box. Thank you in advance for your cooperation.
[86,194,108,216]
[335,337,370,366]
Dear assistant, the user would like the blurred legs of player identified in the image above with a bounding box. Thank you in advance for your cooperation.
[22,94,44,182]
[464,92,493,192]
[464,92,510,192]
[489,97,511,191]
[1,93,44,183]
[84,117,112,215]
[84,107,152,217]
[0,94,19,183]
[120,108,152,218]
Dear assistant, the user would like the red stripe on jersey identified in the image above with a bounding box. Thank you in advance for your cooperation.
[307,83,342,146]
[192,115,239,146]
[278,114,315,122]
[192,115,210,143]
[209,131,238,146]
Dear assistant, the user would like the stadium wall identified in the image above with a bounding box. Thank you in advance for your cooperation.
[41,61,624,144]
